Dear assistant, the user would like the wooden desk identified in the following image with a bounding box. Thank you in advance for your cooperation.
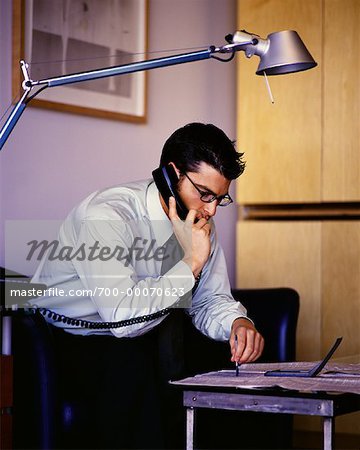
[172,365,360,450]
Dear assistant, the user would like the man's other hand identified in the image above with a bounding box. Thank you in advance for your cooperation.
[230,318,264,363]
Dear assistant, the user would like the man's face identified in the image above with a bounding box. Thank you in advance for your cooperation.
[174,161,231,221]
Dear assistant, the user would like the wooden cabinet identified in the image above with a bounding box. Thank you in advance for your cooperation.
[322,222,360,360]
[237,0,359,204]
[237,221,360,362]
[236,0,360,439]
[236,0,322,204]
[237,220,360,436]
[323,0,360,201]
[237,221,322,361]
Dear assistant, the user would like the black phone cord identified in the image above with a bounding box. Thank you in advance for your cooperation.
[36,306,171,329]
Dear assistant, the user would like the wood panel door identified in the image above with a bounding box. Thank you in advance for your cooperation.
[236,220,322,361]
[236,219,360,435]
[322,221,360,362]
[236,0,322,204]
[323,0,360,201]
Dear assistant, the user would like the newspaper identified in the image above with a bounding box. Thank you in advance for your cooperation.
[172,362,360,394]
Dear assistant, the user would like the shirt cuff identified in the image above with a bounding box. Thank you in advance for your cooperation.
[222,313,254,341]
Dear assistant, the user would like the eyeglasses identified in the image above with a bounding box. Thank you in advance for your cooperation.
[183,172,233,207]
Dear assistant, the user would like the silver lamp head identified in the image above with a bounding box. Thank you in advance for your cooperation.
[256,30,317,75]
[231,29,317,76]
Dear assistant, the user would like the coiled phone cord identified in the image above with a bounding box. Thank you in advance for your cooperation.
[36,306,171,329]
[33,272,201,329]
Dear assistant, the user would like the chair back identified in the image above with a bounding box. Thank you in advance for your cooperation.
[183,287,300,376]
[232,287,300,362]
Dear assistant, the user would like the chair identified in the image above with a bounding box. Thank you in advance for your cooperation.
[183,287,299,374]
[232,287,299,363]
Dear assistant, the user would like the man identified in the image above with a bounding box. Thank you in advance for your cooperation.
[30,122,263,449]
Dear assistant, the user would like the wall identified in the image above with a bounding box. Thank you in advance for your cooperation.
[0,0,237,282]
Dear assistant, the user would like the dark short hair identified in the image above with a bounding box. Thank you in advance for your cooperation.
[160,123,245,180]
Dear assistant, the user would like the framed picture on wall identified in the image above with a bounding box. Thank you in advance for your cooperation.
[12,0,148,123]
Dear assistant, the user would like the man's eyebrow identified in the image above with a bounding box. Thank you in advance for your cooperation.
[196,182,230,197]
[194,182,217,195]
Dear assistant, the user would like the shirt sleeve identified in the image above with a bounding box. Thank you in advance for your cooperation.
[186,223,250,342]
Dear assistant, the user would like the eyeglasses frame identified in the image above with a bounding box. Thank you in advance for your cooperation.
[182,172,233,207]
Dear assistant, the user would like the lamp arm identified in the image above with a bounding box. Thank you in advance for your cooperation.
[0,88,30,150]
[34,48,215,88]
[0,36,254,152]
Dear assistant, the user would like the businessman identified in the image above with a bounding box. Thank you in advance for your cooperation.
[31,122,264,449]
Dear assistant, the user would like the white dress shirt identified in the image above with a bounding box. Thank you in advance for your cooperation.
[30,179,248,341]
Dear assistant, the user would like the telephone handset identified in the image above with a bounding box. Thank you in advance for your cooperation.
[152,165,188,220]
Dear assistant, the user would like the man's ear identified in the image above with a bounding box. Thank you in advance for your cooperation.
[168,162,180,177]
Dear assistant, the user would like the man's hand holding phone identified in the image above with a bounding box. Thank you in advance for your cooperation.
[168,196,211,278]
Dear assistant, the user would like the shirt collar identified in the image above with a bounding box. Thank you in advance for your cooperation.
[146,180,173,246]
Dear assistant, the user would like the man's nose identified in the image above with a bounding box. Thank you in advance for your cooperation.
[204,201,217,217]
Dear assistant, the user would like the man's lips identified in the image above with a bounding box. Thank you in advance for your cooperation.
[196,212,210,221]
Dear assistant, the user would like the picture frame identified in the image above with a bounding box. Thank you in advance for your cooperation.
[12,0,148,123]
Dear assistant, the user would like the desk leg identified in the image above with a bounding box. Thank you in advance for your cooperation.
[323,417,334,450]
[186,407,195,450]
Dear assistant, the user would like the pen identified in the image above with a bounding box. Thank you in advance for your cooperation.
[235,334,239,377]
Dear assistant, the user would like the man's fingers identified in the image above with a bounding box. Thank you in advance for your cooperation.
[254,332,264,358]
[168,197,199,226]
[232,328,247,361]
[231,328,264,363]
[194,218,211,233]
[168,196,180,221]
[240,333,261,362]
[237,329,254,362]
[202,223,211,235]
[168,199,209,231]
[194,217,207,228]
[185,208,198,224]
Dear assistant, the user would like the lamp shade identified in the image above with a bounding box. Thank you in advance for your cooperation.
[256,30,317,75]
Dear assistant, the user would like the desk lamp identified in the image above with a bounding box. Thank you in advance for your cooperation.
[0,29,316,152]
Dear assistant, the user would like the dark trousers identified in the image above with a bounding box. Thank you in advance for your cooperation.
[52,311,185,450]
